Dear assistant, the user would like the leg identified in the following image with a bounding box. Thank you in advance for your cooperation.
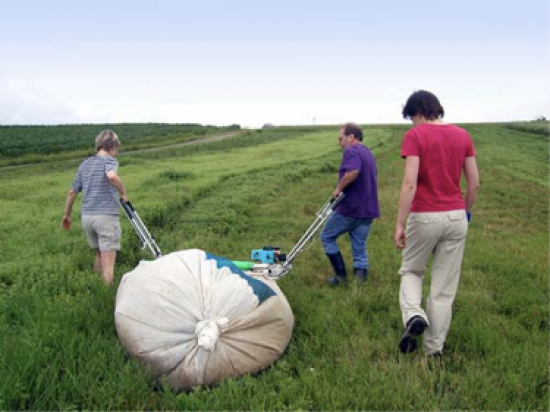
[398,213,445,353]
[320,212,352,286]
[399,213,442,326]
[100,251,117,285]
[348,218,373,282]
[95,215,121,286]
[320,212,348,255]
[93,249,102,274]
[348,218,373,269]
[424,214,468,354]
[82,216,101,274]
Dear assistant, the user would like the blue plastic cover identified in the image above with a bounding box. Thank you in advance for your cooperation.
[205,253,276,304]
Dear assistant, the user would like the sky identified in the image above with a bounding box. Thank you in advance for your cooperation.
[0,0,549,128]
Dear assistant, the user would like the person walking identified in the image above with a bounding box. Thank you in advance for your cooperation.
[394,90,480,356]
[320,123,380,286]
[62,130,129,285]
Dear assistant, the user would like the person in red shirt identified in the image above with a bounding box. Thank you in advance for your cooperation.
[394,90,480,357]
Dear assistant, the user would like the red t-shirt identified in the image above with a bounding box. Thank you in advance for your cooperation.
[401,123,475,212]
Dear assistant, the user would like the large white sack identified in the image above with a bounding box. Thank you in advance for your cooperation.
[115,249,294,391]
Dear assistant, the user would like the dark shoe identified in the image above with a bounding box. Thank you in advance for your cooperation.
[399,316,428,353]
[354,268,368,283]
[427,351,443,368]
[327,275,346,286]
[326,252,347,287]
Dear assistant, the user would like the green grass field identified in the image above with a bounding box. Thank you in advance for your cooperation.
[0,123,240,167]
[0,122,547,410]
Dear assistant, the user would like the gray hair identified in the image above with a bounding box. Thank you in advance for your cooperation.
[95,130,120,152]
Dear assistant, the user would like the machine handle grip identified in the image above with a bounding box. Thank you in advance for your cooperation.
[330,192,345,208]
[119,198,135,216]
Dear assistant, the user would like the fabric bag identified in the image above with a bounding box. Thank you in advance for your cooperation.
[115,249,294,390]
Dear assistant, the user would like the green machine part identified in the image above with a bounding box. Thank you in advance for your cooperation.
[232,261,256,270]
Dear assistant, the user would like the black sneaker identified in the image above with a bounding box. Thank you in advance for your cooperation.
[399,316,428,354]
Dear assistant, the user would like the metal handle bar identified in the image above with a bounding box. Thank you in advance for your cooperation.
[120,199,162,258]
[283,193,344,267]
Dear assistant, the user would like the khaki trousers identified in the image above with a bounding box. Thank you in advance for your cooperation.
[399,210,468,354]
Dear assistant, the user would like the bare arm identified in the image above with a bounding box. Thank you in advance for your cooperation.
[464,156,479,212]
[333,170,359,198]
[106,170,129,202]
[394,156,420,249]
[62,189,78,230]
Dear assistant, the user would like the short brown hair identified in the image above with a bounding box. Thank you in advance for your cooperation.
[341,123,363,141]
[95,130,120,152]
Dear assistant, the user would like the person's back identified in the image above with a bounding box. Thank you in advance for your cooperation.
[402,123,475,212]
[74,154,120,215]
[336,143,380,218]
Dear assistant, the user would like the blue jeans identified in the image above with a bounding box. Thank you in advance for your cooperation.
[320,212,373,269]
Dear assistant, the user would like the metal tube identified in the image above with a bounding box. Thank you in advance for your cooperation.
[283,193,344,267]
[120,199,162,258]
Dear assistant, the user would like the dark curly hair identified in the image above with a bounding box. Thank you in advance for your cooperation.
[402,90,445,120]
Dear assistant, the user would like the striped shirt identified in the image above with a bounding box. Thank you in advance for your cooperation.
[71,154,120,215]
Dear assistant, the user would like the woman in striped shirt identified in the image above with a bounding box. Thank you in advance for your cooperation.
[62,130,129,285]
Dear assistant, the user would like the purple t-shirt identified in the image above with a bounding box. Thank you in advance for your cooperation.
[335,144,380,218]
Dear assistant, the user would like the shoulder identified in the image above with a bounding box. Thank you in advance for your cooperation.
[78,155,95,169]
[103,154,116,161]
[101,154,118,165]
[349,143,370,152]
[344,144,362,157]
[356,143,373,157]
[404,126,422,140]
[447,124,473,143]
[446,124,467,133]
[403,126,422,144]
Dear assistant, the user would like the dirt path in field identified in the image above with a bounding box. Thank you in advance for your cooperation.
[119,130,243,155]
[0,130,244,171]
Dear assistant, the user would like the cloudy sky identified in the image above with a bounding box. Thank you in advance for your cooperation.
[1,0,548,128]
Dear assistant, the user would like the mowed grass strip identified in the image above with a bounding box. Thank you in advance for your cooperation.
[0,123,547,410]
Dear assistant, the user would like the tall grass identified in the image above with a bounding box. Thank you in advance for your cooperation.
[504,120,549,136]
[0,123,547,410]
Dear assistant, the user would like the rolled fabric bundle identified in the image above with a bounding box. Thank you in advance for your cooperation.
[115,249,294,391]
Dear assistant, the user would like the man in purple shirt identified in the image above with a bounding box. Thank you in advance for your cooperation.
[320,123,380,286]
